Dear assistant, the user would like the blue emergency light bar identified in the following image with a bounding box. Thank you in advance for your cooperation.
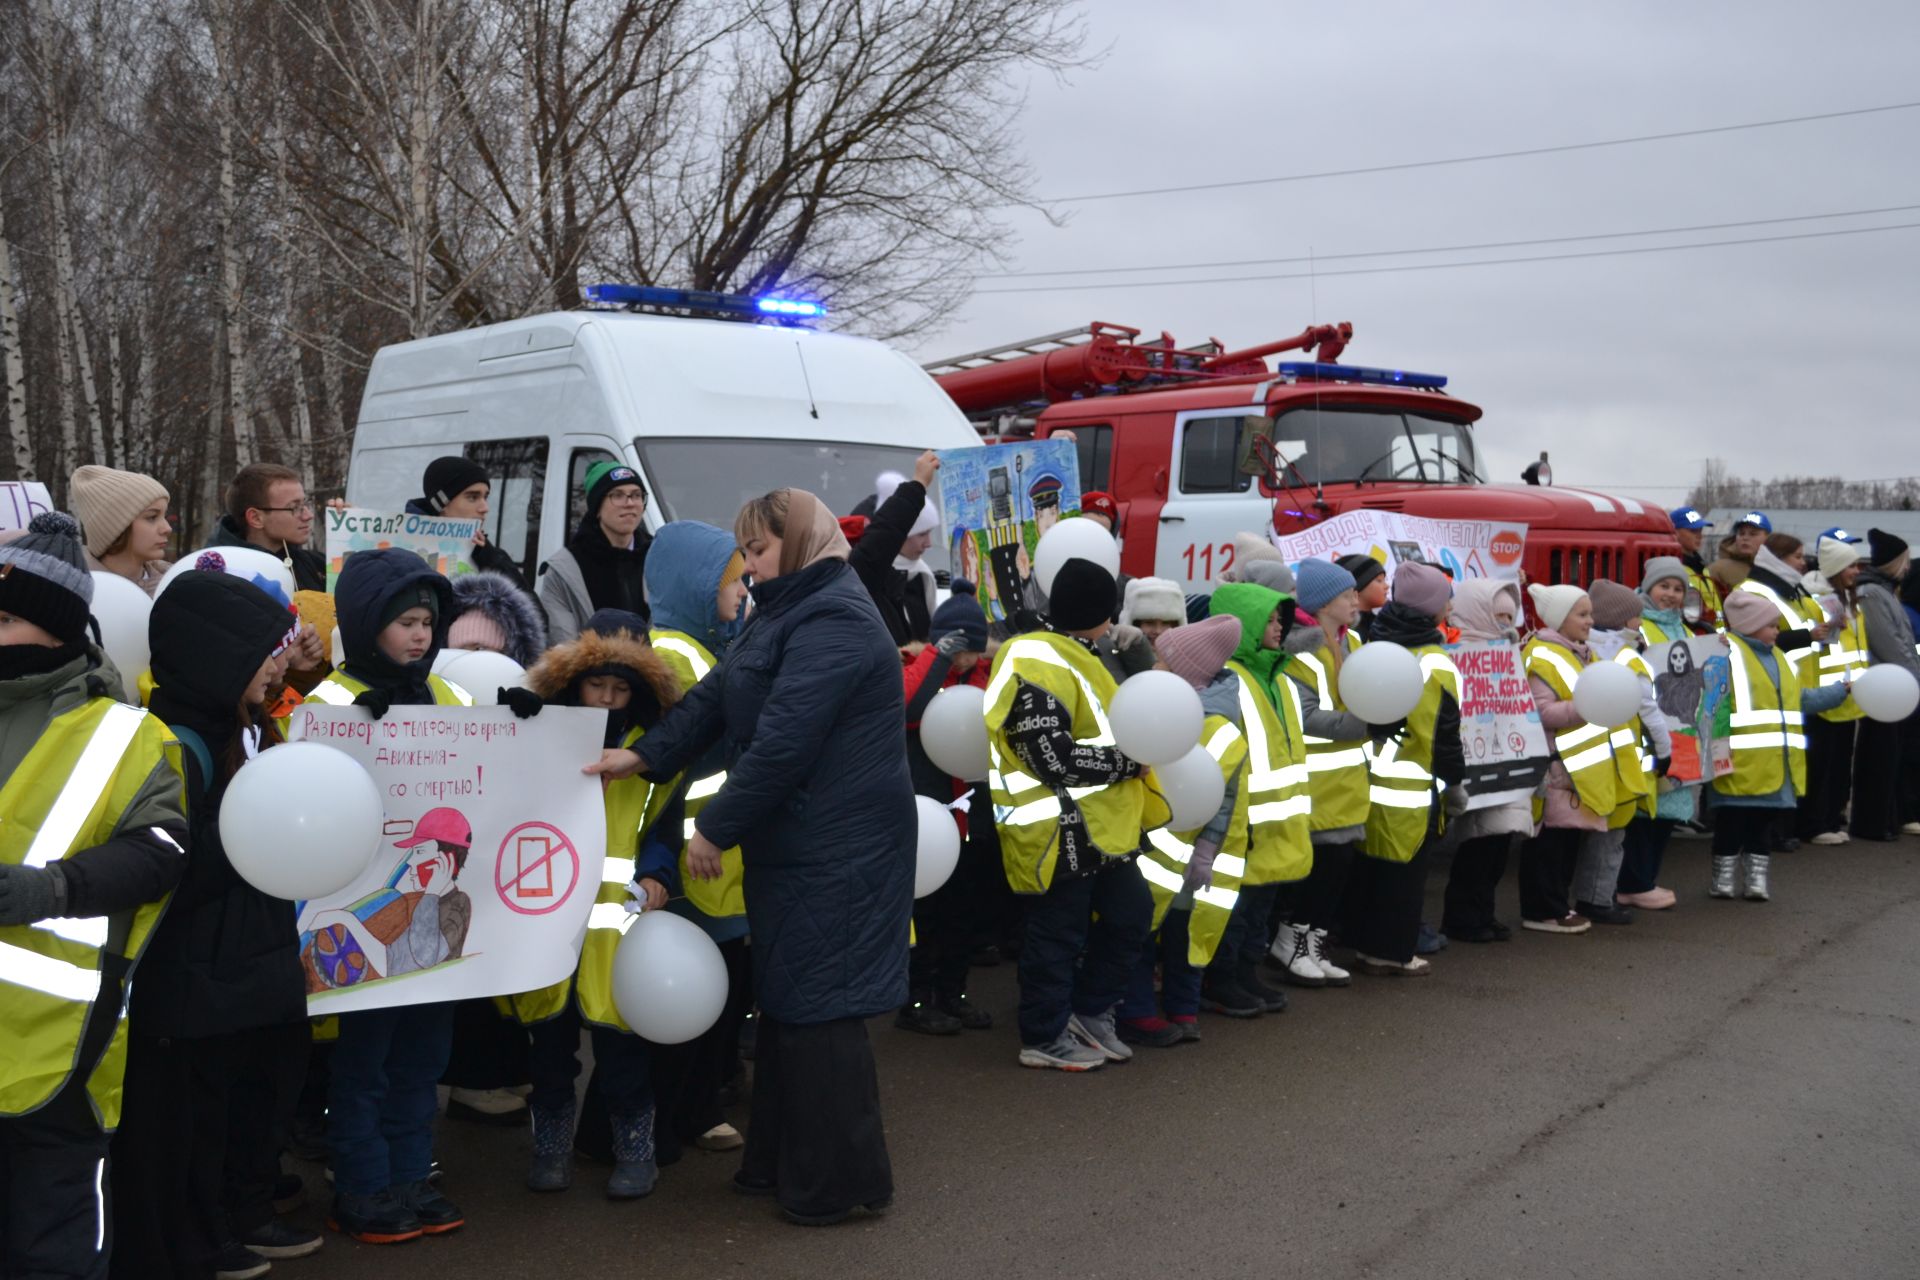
[1274,362,1447,389]
[580,283,825,322]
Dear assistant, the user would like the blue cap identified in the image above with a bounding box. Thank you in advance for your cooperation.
[1817,526,1863,545]
[1734,510,1772,532]
[1669,506,1713,531]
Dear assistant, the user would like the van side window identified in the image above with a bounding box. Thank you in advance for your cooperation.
[1067,425,1113,492]
[464,437,549,572]
[567,447,621,536]
[1179,417,1255,494]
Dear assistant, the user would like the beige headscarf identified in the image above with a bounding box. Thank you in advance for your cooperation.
[777,489,850,577]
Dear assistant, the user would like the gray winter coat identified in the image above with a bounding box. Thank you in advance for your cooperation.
[535,547,594,648]
[1283,627,1370,846]
[1855,569,1920,679]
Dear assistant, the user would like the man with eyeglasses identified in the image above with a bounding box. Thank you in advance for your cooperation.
[210,463,328,595]
[537,462,653,646]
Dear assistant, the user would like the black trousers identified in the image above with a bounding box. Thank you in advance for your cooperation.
[1274,839,1357,932]
[1851,717,1907,839]
[1342,844,1431,964]
[651,935,753,1163]
[2,1075,112,1280]
[441,997,530,1091]
[1441,833,1512,934]
[1797,718,1856,838]
[1519,827,1580,922]
[1713,807,1776,857]
[907,826,994,1001]
[1618,816,1676,894]
[739,1017,893,1218]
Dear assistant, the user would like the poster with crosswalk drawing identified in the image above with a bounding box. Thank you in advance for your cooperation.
[287,704,607,1015]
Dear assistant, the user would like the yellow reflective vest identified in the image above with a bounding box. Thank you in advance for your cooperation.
[1,700,182,1130]
[1733,578,1823,683]
[1686,563,1724,631]
[1715,635,1808,798]
[1640,615,1685,648]
[649,630,746,920]
[1524,638,1628,818]
[1363,646,1459,863]
[985,632,1167,895]
[499,725,679,1031]
[1286,635,1371,832]
[1814,608,1867,724]
[1609,646,1657,822]
[1138,716,1247,966]
[299,671,474,709]
[1226,661,1313,883]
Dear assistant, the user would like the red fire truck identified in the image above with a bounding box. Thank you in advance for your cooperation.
[926,320,1676,591]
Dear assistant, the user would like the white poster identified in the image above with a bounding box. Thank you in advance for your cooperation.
[0,482,54,532]
[288,704,608,1015]
[1449,639,1552,809]
[1273,509,1527,581]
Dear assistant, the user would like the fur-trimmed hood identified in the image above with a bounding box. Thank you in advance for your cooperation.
[449,570,548,666]
[525,625,681,718]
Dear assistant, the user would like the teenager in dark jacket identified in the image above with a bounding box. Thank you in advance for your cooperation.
[897,585,995,1035]
[111,571,314,1278]
[848,451,941,649]
[538,463,652,645]
[405,455,530,587]
[588,488,913,1227]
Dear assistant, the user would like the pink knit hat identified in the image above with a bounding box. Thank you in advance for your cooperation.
[1722,591,1779,638]
[1154,614,1239,689]
[447,609,509,653]
[1391,561,1453,619]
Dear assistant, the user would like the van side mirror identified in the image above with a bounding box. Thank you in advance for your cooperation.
[1237,421,1273,477]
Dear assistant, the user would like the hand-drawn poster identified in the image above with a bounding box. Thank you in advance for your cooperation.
[0,482,54,532]
[1449,640,1551,808]
[288,704,607,1015]
[325,506,482,590]
[1648,635,1733,783]
[1273,510,1527,582]
[934,439,1082,624]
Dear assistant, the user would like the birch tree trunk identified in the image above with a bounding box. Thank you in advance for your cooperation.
[0,196,33,482]
[130,297,156,475]
[210,0,256,466]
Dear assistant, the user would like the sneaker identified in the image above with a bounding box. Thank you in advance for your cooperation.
[211,1243,272,1280]
[239,1220,323,1259]
[1616,887,1677,910]
[1809,831,1848,847]
[696,1123,744,1152]
[1356,953,1431,977]
[1308,928,1352,984]
[1066,1008,1134,1062]
[391,1180,464,1236]
[1414,922,1448,955]
[1199,976,1263,1018]
[327,1190,423,1245]
[894,999,963,1036]
[1521,913,1592,935]
[1903,822,1920,836]
[1115,1015,1184,1048]
[1017,1032,1106,1072]
[1171,1015,1201,1042]
[937,993,994,1030]
[1271,923,1326,988]
[445,1086,527,1125]
[1576,900,1634,926]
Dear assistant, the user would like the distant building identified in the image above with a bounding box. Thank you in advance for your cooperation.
[1704,508,1920,552]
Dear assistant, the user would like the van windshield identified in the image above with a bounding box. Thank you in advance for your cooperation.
[1265,407,1480,486]
[632,437,950,570]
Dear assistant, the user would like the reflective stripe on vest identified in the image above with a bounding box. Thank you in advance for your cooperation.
[1362,644,1458,862]
[1719,636,1807,797]
[303,674,473,708]
[1525,640,1618,813]
[1288,643,1373,832]
[651,631,742,919]
[1735,580,1815,677]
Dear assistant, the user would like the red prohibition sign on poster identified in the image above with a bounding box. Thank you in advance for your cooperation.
[494,821,581,916]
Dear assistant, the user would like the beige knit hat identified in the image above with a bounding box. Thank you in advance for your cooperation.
[70,465,169,557]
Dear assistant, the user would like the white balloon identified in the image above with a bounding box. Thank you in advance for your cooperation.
[219,742,383,901]
[1850,664,1920,723]
[156,546,297,606]
[88,572,152,685]
[1033,517,1121,595]
[1337,641,1425,724]
[432,648,527,705]
[1571,660,1642,728]
[920,684,991,781]
[1155,744,1227,831]
[610,909,729,1044]
[913,795,962,898]
[1109,669,1204,766]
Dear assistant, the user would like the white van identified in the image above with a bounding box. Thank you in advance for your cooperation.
[346,288,980,575]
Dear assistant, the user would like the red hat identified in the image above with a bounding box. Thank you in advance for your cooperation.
[394,807,473,850]
[837,514,868,545]
[1081,491,1118,523]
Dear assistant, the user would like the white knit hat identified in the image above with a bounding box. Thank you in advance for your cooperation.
[873,470,940,537]
[1527,583,1588,632]
[1121,576,1186,626]
[1817,536,1862,580]
[70,465,168,557]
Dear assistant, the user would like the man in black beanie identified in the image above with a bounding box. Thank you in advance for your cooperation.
[1337,553,1388,640]
[405,456,531,589]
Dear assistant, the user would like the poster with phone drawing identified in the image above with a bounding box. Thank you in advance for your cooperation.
[287,704,607,1015]
[934,439,1082,623]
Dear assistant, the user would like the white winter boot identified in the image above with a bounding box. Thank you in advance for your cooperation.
[1309,928,1351,987]
[1742,853,1771,902]
[1709,855,1738,899]
[1269,922,1325,988]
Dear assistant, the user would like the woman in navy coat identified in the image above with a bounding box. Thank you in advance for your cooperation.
[589,487,914,1225]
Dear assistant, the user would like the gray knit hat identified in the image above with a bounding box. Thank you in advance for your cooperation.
[0,512,95,643]
[1637,556,1688,601]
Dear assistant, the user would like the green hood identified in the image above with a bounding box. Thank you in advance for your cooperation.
[1209,581,1288,701]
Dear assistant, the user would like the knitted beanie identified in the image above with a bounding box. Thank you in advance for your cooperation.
[1336,553,1386,592]
[1723,591,1778,637]
[1048,558,1117,632]
[1588,579,1644,631]
[1867,527,1909,568]
[583,461,646,520]
[1817,536,1862,580]
[422,456,490,514]
[1120,576,1186,626]
[1154,615,1240,690]
[874,470,940,538]
[1225,532,1284,581]
[447,610,509,653]
[1527,583,1588,632]
[1638,556,1688,599]
[1241,559,1295,597]
[70,465,168,557]
[1392,561,1452,618]
[718,548,747,592]
[0,512,95,643]
[930,588,989,651]
[1294,557,1358,615]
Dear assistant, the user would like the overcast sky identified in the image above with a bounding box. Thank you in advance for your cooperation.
[903,0,1920,509]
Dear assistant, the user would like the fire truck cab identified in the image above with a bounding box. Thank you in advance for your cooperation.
[928,321,1675,591]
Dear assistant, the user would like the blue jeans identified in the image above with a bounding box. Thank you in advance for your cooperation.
[1017,860,1153,1046]
[1118,906,1203,1021]
[326,1002,455,1197]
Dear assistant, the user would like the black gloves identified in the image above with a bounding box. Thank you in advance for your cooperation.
[1369,717,1408,743]
[352,687,394,720]
[1654,756,1672,777]
[500,687,544,720]
[0,863,63,926]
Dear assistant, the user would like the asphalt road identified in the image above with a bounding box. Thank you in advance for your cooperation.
[287,833,1920,1280]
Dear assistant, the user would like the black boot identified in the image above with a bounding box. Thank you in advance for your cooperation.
[894,994,962,1035]
[1236,960,1289,1013]
[936,991,993,1030]
[1199,971,1263,1018]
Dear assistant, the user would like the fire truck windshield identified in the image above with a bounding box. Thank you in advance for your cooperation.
[1267,406,1480,486]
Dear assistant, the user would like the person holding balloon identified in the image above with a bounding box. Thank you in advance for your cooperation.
[71,464,173,596]
[0,513,188,1280]
[110,569,319,1276]
[1850,530,1920,842]
[587,488,914,1227]
[1577,580,1672,923]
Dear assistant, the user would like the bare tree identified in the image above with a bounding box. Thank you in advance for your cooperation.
[0,145,31,480]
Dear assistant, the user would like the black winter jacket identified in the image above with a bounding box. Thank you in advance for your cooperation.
[849,479,931,647]
[208,515,327,594]
[637,558,915,1024]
